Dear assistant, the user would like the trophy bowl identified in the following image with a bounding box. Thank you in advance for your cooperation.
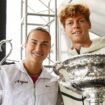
[54,54,105,105]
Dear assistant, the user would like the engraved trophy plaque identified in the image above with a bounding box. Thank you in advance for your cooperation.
[54,54,105,105]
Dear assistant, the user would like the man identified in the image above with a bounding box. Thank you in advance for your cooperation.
[58,3,105,105]
[0,27,63,105]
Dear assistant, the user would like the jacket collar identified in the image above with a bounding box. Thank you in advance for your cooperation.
[16,61,59,80]
[69,37,105,55]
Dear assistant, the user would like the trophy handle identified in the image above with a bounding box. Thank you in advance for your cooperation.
[0,39,13,66]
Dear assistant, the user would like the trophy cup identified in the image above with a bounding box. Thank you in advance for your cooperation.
[0,39,12,66]
[54,54,105,105]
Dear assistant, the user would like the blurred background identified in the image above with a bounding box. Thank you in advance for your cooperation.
[0,0,105,65]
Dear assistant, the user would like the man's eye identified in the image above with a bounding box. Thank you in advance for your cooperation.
[66,21,73,26]
[68,22,73,25]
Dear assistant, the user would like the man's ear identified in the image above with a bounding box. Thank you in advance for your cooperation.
[89,22,91,29]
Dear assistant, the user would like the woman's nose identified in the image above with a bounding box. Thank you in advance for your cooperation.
[35,44,42,52]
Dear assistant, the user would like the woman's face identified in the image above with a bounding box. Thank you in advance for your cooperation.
[25,30,51,64]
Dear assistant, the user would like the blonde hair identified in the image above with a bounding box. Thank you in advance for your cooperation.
[58,3,90,27]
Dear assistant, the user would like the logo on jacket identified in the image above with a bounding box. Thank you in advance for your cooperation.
[15,80,28,84]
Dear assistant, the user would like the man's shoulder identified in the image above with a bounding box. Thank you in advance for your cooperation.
[93,36,105,42]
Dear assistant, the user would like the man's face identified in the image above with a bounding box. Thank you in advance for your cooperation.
[64,15,91,44]
[25,30,51,64]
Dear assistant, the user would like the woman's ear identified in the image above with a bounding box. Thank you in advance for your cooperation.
[21,43,26,48]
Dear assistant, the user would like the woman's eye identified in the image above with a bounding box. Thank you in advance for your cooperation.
[31,41,37,45]
[42,43,48,47]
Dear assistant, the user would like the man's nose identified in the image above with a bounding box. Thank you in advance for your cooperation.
[73,21,80,28]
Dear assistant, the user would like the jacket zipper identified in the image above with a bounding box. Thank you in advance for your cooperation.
[33,82,36,105]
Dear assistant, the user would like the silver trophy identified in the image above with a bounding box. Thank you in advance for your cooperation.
[0,39,12,66]
[54,54,105,105]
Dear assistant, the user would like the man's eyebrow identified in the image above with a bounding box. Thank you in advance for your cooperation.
[79,17,86,19]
